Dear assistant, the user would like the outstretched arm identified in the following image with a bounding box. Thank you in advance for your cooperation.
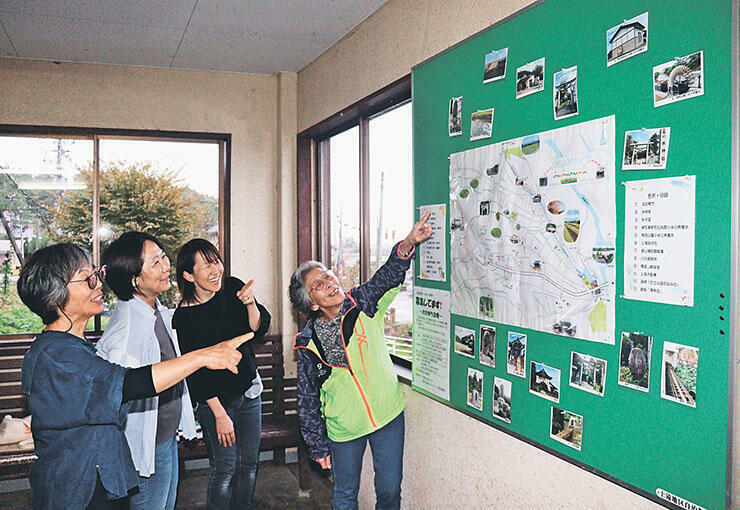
[351,211,433,316]
[150,333,252,393]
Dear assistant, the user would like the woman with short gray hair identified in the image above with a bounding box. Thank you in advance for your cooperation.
[290,211,431,510]
[18,243,251,510]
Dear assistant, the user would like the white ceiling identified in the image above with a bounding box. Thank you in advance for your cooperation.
[0,0,388,74]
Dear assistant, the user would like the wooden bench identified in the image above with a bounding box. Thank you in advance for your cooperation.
[0,334,312,492]
[0,337,37,478]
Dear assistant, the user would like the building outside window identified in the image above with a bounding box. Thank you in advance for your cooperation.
[0,130,227,336]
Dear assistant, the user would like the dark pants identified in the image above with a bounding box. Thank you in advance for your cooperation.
[196,394,262,510]
[85,476,111,510]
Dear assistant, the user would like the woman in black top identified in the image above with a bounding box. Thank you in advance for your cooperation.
[173,239,271,510]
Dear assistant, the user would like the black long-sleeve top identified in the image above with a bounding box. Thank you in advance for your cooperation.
[172,276,271,405]
[122,366,155,403]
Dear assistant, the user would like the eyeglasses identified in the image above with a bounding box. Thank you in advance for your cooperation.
[69,266,107,290]
[308,270,335,295]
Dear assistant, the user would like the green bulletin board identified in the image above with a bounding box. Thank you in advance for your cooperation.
[410,1,734,508]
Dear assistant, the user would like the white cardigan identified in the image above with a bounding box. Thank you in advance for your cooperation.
[96,297,197,477]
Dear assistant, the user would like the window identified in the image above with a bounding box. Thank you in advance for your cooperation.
[299,76,413,363]
[0,137,92,335]
[0,127,229,336]
[369,104,413,360]
[321,127,360,290]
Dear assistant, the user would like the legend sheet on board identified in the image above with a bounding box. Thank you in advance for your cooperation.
[624,176,695,306]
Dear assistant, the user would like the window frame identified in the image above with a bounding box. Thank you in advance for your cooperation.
[0,124,231,337]
[296,75,412,367]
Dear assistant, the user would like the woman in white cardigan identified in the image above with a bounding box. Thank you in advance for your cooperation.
[97,231,196,510]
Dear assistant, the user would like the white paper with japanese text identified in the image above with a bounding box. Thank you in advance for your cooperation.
[418,204,447,281]
[412,287,450,399]
[624,176,695,306]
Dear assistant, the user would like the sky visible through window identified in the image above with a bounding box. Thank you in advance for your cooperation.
[0,137,219,198]
[325,102,414,359]
[100,139,219,199]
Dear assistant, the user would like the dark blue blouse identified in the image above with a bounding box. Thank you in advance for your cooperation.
[21,330,139,509]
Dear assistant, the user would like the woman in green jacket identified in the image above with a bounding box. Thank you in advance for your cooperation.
[289,212,431,510]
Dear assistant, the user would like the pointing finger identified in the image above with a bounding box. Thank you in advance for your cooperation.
[237,280,254,296]
[237,281,256,302]
[226,332,254,348]
[419,210,431,223]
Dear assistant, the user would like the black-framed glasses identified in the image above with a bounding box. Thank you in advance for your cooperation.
[308,270,335,295]
[69,266,107,290]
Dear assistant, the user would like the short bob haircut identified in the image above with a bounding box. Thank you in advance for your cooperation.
[288,260,326,317]
[103,231,165,301]
[176,238,223,304]
[17,243,93,325]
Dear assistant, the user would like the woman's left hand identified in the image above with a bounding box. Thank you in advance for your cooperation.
[236,279,257,307]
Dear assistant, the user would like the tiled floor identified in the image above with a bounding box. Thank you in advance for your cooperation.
[177,461,333,509]
[0,461,333,509]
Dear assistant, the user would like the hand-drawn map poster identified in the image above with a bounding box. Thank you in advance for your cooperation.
[449,116,616,344]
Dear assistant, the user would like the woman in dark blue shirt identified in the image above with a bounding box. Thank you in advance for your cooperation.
[18,243,251,510]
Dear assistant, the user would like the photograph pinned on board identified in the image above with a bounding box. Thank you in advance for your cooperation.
[570,352,607,397]
[492,377,512,423]
[653,50,704,107]
[606,12,648,67]
[454,325,475,358]
[618,331,652,392]
[553,66,578,120]
[470,108,494,141]
[550,407,583,451]
[622,127,670,170]
[483,47,508,83]
[591,241,615,265]
[479,295,495,319]
[479,324,496,368]
[467,367,484,411]
[516,57,545,99]
[506,331,527,378]
[661,341,698,408]
[449,96,463,137]
[480,200,491,216]
[529,361,561,403]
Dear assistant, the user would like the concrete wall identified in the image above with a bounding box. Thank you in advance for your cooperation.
[296,1,665,507]
[0,59,298,352]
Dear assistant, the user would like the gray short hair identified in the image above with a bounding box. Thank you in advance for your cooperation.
[17,243,93,325]
[288,260,326,316]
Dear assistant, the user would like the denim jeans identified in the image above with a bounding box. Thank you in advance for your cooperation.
[196,394,262,510]
[328,411,404,510]
[129,434,179,510]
